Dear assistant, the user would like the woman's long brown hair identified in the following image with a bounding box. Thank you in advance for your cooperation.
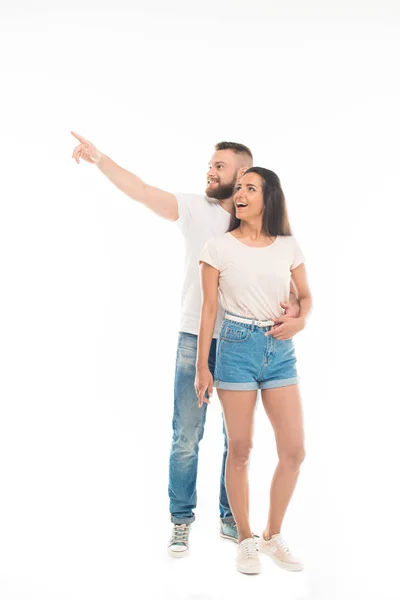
[228,167,292,236]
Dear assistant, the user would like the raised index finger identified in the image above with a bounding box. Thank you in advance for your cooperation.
[71,131,86,143]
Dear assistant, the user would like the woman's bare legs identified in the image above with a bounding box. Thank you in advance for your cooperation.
[261,384,305,540]
[217,389,258,543]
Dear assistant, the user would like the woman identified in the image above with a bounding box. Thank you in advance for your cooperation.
[195,167,312,575]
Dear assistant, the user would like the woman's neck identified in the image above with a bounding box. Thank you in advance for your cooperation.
[236,220,266,241]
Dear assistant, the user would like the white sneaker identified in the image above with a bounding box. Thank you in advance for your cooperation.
[236,537,261,574]
[168,524,190,558]
[258,533,303,571]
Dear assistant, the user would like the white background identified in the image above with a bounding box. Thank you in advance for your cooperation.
[1,1,399,599]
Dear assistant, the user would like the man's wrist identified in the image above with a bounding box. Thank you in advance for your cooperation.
[93,150,104,165]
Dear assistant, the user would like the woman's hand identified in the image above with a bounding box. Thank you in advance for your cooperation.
[195,367,214,408]
[265,316,305,340]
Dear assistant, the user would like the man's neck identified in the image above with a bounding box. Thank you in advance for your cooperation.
[218,197,234,214]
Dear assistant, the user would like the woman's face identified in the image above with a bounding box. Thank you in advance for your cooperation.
[233,172,264,221]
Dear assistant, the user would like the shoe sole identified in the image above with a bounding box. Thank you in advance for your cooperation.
[258,547,303,571]
[168,547,189,558]
[236,564,261,575]
[270,557,303,571]
[220,532,260,544]
[220,532,238,544]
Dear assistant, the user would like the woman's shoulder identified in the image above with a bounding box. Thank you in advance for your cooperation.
[275,235,303,255]
[276,234,300,246]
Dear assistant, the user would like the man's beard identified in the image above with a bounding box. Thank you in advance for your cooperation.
[206,180,235,201]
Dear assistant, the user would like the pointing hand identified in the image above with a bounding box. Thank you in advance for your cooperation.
[71,131,102,164]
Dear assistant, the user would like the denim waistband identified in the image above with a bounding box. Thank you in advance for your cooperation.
[224,311,275,330]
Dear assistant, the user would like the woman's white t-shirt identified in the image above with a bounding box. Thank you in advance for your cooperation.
[199,233,304,321]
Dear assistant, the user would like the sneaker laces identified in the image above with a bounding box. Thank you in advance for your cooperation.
[242,539,257,559]
[171,524,189,545]
[275,535,291,556]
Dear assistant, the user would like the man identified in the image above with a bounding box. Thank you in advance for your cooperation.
[71,133,300,557]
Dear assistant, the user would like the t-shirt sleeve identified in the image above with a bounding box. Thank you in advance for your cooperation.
[175,193,192,233]
[199,239,220,270]
[291,237,305,270]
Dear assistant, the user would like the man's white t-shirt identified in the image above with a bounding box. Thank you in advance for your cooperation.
[199,232,304,321]
[175,193,231,338]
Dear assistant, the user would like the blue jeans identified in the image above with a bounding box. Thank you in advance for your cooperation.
[168,332,234,525]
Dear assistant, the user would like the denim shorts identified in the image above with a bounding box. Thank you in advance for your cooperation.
[214,314,299,391]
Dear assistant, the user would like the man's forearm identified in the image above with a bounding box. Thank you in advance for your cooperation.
[96,154,147,203]
[299,296,312,321]
[286,281,301,317]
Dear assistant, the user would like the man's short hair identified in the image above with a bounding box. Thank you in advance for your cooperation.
[214,141,253,162]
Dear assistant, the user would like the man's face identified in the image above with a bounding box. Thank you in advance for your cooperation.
[206,150,241,201]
